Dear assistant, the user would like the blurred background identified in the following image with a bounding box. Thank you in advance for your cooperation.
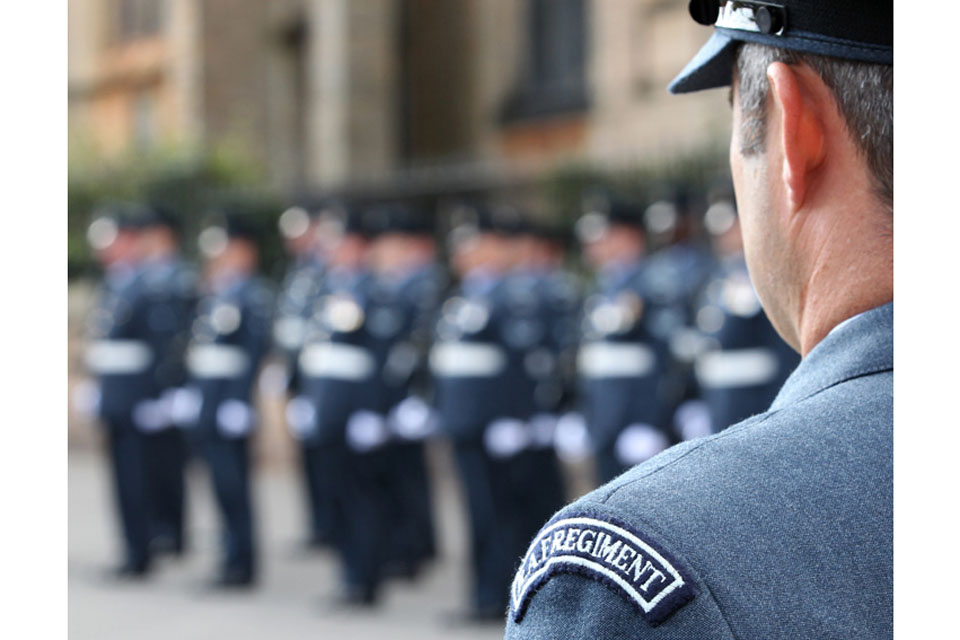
[67,1,791,639]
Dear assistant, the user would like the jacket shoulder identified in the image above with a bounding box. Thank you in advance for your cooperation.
[507,370,893,639]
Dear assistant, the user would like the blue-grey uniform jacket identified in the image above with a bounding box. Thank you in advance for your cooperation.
[505,302,893,639]
[183,275,272,437]
[86,264,155,425]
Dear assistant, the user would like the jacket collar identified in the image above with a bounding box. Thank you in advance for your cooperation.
[771,302,893,410]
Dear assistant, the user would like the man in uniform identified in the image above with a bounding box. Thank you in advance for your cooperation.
[499,218,571,554]
[364,203,443,579]
[430,204,535,622]
[83,205,154,577]
[296,204,387,604]
[574,195,673,484]
[505,0,892,637]
[272,204,333,549]
[174,214,272,587]
[135,205,196,556]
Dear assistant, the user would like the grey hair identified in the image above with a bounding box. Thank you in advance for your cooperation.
[734,43,893,214]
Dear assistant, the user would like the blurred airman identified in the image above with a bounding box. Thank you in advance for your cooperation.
[83,204,155,578]
[575,194,673,484]
[135,205,196,557]
[364,202,445,580]
[272,204,334,550]
[173,213,272,588]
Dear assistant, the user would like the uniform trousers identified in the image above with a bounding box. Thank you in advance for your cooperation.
[382,441,436,568]
[511,447,566,550]
[198,432,255,577]
[452,440,525,614]
[300,441,341,546]
[334,442,390,597]
[105,419,151,570]
[143,428,187,551]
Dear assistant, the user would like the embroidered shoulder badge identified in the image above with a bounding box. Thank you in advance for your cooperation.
[510,514,697,625]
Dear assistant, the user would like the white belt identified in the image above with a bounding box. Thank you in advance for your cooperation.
[273,315,308,350]
[429,342,506,378]
[85,340,153,375]
[186,344,250,379]
[577,342,656,379]
[299,342,375,380]
[695,348,778,388]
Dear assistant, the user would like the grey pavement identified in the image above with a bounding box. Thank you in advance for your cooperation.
[68,446,509,640]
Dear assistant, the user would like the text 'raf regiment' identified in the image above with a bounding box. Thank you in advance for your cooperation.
[510,515,696,625]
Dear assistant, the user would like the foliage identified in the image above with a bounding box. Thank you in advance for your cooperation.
[68,144,281,278]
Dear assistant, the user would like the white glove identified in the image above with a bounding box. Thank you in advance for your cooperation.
[133,399,169,433]
[484,418,531,459]
[614,423,669,466]
[674,399,713,441]
[285,396,317,440]
[169,387,202,428]
[216,399,255,438]
[346,410,389,453]
[553,412,591,463]
[529,413,558,449]
[388,396,437,441]
[72,378,101,418]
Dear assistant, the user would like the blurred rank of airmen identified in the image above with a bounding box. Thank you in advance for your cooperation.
[171,212,273,588]
[73,183,800,610]
[80,203,195,578]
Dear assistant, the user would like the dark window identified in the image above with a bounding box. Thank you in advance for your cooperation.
[115,0,165,43]
[502,0,588,123]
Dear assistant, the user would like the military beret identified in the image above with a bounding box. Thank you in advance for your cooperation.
[139,203,181,234]
[365,202,434,236]
[575,192,644,244]
[670,0,893,94]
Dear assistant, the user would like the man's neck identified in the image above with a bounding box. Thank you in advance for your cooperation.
[795,220,892,356]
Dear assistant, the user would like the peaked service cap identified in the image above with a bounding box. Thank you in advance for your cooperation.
[669,0,892,94]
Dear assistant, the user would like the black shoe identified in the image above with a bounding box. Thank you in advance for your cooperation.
[328,585,377,608]
[106,561,150,581]
[150,534,185,557]
[381,559,420,581]
[209,568,255,589]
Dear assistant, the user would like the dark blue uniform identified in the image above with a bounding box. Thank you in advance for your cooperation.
[640,238,716,426]
[431,270,542,618]
[273,255,335,547]
[298,266,388,602]
[577,261,673,484]
[86,262,156,573]
[135,257,196,555]
[178,274,272,584]
[499,267,572,552]
[366,262,445,575]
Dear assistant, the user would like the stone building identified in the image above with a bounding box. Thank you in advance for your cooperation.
[68,0,730,196]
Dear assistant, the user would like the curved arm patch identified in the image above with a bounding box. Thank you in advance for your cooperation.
[510,514,698,626]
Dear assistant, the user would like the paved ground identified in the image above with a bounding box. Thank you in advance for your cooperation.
[68,446,509,640]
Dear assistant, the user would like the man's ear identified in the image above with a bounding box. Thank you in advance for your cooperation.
[766,62,826,212]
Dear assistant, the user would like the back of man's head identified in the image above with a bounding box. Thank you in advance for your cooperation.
[733,44,892,215]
